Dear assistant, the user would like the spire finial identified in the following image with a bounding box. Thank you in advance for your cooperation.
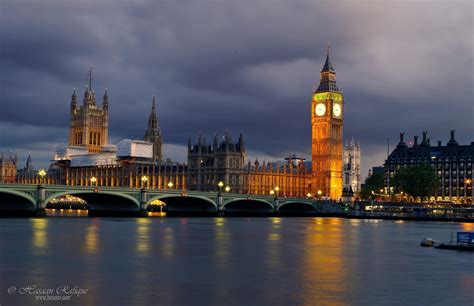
[321,43,334,72]
[88,65,92,91]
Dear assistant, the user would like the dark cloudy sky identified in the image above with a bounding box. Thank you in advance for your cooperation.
[1,0,473,178]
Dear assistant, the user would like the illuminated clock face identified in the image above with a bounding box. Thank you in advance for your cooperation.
[315,103,326,116]
[333,103,342,117]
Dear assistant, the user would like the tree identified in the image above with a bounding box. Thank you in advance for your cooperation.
[360,172,384,200]
[392,163,439,202]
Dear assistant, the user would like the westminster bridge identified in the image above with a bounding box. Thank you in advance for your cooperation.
[0,184,343,216]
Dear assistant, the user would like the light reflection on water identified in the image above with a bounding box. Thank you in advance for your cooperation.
[0,217,473,306]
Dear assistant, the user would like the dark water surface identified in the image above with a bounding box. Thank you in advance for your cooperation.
[0,213,473,306]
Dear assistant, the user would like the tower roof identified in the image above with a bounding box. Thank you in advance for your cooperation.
[321,50,335,72]
[314,46,339,93]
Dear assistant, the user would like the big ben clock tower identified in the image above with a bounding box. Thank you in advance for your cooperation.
[311,47,343,199]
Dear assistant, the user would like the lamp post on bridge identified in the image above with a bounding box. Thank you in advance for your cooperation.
[141,175,149,189]
[38,169,46,185]
[316,190,322,212]
[217,181,224,214]
[273,186,280,212]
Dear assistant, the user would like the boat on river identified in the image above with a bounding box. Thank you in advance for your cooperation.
[432,232,474,252]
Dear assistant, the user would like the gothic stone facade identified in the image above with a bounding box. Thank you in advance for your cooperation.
[69,87,109,153]
[0,153,17,183]
[311,49,344,199]
[343,138,361,193]
[186,133,311,197]
[187,132,246,193]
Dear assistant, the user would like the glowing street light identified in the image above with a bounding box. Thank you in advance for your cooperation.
[270,189,275,196]
[167,181,174,189]
[218,181,224,188]
[307,192,312,198]
[141,175,149,188]
[38,169,46,184]
[90,176,97,186]
[225,186,231,193]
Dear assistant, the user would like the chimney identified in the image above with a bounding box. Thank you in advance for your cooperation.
[448,130,459,146]
[397,133,407,148]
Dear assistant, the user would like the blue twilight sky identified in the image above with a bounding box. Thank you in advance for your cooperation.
[0,0,473,179]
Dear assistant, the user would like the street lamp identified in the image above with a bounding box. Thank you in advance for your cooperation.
[307,192,312,198]
[275,186,280,195]
[270,189,275,196]
[90,176,97,186]
[141,175,149,189]
[167,181,174,189]
[225,186,231,193]
[464,178,472,204]
[38,169,46,185]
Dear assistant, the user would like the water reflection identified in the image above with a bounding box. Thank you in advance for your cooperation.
[265,218,282,271]
[301,218,349,306]
[214,217,230,271]
[461,222,474,231]
[136,218,152,256]
[31,218,48,255]
[2,217,472,306]
[85,221,99,255]
[162,226,175,258]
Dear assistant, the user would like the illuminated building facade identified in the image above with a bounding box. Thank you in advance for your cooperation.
[311,48,344,199]
[0,152,17,183]
[243,158,311,197]
[69,87,109,153]
[187,132,246,192]
[187,132,311,197]
[385,131,473,203]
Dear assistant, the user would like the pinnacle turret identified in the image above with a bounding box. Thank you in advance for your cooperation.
[144,95,162,161]
[103,89,108,109]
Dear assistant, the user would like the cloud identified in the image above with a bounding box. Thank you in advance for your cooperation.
[1,0,472,179]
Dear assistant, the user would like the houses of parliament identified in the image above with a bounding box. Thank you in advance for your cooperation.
[10,50,362,199]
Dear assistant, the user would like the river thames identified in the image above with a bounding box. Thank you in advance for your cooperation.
[0,214,473,306]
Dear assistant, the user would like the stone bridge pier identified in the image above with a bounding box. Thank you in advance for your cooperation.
[36,185,47,217]
[140,188,148,217]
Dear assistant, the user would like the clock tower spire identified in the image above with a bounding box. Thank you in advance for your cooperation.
[311,46,344,200]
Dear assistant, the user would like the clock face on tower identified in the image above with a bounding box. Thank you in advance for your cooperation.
[333,103,341,117]
[315,103,326,116]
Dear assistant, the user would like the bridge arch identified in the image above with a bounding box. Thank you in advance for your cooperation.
[45,191,140,212]
[223,198,274,215]
[278,201,317,215]
[0,189,36,211]
[148,194,217,215]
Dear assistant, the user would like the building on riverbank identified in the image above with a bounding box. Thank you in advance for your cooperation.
[0,152,17,183]
[343,138,361,194]
[384,131,473,204]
